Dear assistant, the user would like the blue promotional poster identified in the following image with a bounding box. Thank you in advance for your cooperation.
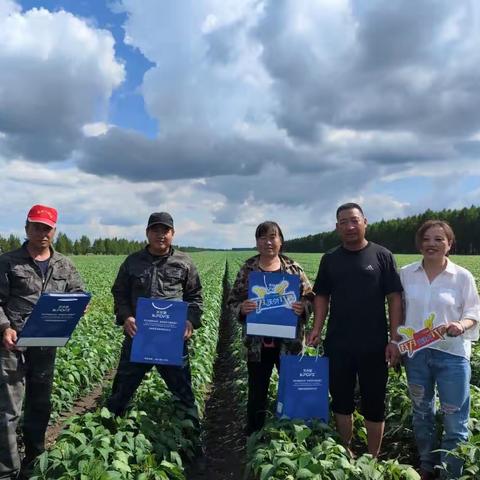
[16,293,91,347]
[246,271,300,339]
[277,354,329,422]
[130,297,187,366]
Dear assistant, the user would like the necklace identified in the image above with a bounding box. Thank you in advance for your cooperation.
[259,258,281,271]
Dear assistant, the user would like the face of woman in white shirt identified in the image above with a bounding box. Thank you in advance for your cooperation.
[420,225,452,261]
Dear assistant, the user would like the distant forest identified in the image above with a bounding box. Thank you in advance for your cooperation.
[1,205,479,255]
[283,205,480,254]
[0,234,147,255]
[0,233,220,256]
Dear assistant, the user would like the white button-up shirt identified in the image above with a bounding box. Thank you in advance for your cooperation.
[400,259,480,359]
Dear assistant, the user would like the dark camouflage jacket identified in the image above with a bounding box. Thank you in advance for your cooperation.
[227,254,314,362]
[112,247,203,328]
[0,243,85,334]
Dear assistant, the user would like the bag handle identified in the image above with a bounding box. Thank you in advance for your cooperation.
[299,335,321,362]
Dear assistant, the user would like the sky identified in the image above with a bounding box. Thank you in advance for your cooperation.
[1,0,480,249]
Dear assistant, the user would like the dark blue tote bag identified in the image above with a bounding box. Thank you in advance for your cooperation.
[276,354,329,422]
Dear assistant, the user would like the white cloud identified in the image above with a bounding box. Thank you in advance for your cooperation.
[0,0,19,18]
[0,160,262,247]
[117,0,271,137]
[1,1,480,248]
[381,159,480,182]
[353,194,410,223]
[0,5,124,162]
[82,122,111,137]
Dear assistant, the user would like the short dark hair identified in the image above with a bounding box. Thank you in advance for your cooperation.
[415,220,455,253]
[255,221,284,244]
[336,202,364,218]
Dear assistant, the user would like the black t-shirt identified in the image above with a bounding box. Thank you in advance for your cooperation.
[313,242,402,354]
[34,258,50,279]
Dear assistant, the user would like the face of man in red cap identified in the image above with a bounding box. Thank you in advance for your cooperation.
[25,204,57,254]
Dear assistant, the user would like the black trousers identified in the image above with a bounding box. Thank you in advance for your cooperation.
[246,346,280,435]
[107,336,199,426]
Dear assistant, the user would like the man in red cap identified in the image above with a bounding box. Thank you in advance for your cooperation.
[0,204,85,479]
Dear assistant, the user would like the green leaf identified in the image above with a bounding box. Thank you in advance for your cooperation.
[293,425,312,444]
[38,452,48,474]
[102,472,125,480]
[111,460,131,473]
[330,470,346,480]
[180,419,195,429]
[295,468,314,479]
[260,463,275,480]
[114,451,130,464]
[100,407,112,419]
[169,451,183,467]
[275,456,296,470]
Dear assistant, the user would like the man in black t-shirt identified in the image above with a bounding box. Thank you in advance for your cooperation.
[307,203,402,458]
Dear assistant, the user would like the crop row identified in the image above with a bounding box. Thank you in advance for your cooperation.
[50,256,125,419]
[228,252,480,479]
[25,251,480,479]
[32,252,227,479]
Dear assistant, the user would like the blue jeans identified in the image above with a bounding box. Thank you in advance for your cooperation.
[404,348,470,478]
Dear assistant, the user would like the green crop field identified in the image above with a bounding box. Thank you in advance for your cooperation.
[27,252,480,479]
[33,252,227,479]
[233,252,480,480]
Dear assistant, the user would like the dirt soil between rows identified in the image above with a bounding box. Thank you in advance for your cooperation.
[188,270,247,480]
[42,265,248,479]
[45,370,115,447]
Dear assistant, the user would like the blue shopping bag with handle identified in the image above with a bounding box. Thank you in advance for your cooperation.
[276,353,329,422]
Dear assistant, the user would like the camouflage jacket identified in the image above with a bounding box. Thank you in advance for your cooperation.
[0,243,85,334]
[227,254,314,362]
[112,247,203,328]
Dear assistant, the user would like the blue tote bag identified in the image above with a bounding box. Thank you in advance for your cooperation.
[276,354,329,422]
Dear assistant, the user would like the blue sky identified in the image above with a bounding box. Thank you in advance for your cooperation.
[19,0,157,135]
[1,0,480,248]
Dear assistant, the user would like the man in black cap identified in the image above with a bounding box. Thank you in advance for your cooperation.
[106,212,203,425]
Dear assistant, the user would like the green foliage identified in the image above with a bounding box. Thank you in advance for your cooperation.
[25,252,480,479]
[33,252,227,479]
[0,233,22,252]
[73,236,91,255]
[55,232,74,254]
[49,256,124,420]
[31,409,185,480]
[284,205,480,254]
[246,420,420,480]
[227,252,480,480]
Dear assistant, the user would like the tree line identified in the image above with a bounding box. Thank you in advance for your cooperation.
[283,205,480,254]
[0,234,147,255]
[0,233,225,255]
[2,205,479,255]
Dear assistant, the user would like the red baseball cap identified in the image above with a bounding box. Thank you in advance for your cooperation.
[27,204,58,228]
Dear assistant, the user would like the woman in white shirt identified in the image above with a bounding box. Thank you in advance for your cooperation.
[399,220,479,480]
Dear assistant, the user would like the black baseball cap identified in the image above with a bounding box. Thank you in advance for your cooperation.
[147,212,174,229]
